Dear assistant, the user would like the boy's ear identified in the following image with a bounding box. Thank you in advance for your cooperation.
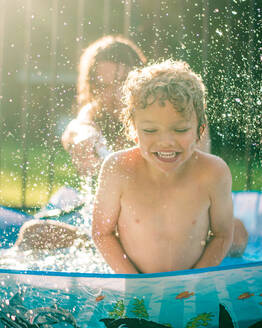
[131,128,139,144]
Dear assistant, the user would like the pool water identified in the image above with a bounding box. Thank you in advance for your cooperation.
[0,190,261,273]
[0,236,113,273]
[0,233,261,273]
[221,235,262,266]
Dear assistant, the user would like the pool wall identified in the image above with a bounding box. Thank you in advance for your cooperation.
[0,263,262,327]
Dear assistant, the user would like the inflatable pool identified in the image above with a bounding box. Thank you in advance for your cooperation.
[0,191,261,327]
[0,262,262,327]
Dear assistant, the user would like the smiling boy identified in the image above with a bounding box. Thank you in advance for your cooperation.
[92,59,247,274]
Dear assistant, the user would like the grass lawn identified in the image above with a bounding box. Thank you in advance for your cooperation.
[0,140,81,209]
[0,140,261,209]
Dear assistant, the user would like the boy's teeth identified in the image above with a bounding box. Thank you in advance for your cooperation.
[157,151,177,158]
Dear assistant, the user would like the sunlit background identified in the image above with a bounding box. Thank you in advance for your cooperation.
[0,0,261,209]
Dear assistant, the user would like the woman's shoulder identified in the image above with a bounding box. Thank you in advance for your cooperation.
[77,102,99,125]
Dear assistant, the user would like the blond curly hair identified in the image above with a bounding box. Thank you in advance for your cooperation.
[121,59,207,140]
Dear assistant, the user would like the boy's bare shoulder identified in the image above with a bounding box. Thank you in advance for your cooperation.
[196,150,229,168]
[101,147,141,177]
[194,150,232,183]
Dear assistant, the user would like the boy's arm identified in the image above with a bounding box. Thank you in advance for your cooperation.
[92,155,139,274]
[193,159,234,269]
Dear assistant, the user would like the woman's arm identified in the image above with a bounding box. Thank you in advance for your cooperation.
[61,105,106,176]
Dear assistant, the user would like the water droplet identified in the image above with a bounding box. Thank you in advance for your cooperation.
[215,29,223,36]
[235,98,242,104]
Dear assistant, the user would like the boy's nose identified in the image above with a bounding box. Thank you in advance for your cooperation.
[158,131,176,146]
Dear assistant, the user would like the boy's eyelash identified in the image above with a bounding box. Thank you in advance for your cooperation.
[174,128,189,133]
[143,129,157,133]
[142,128,190,133]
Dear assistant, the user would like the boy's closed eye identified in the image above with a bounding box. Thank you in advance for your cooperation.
[142,127,190,134]
[142,128,158,133]
[173,128,190,133]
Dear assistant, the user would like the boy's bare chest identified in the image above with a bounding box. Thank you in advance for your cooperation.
[120,177,210,227]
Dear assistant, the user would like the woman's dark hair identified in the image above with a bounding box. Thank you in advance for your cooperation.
[77,35,146,108]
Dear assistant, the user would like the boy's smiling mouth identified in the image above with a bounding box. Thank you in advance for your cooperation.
[154,151,179,162]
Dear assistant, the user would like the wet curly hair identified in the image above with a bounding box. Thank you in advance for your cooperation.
[121,59,207,140]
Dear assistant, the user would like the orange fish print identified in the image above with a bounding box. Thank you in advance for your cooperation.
[176,291,195,300]
[96,295,105,302]
[238,292,254,300]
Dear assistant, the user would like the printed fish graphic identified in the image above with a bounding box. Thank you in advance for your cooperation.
[175,291,195,299]
[96,295,106,302]
[0,292,79,328]
[238,292,254,300]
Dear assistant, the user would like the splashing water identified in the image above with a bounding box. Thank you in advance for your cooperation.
[0,240,113,273]
[0,186,113,274]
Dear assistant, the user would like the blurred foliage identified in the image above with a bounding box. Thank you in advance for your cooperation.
[0,0,261,207]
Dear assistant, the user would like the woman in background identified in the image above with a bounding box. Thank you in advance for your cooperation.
[62,35,147,177]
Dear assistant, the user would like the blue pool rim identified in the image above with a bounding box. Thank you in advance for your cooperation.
[0,260,261,280]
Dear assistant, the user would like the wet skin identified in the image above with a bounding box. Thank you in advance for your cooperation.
[93,101,234,274]
[133,100,200,176]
